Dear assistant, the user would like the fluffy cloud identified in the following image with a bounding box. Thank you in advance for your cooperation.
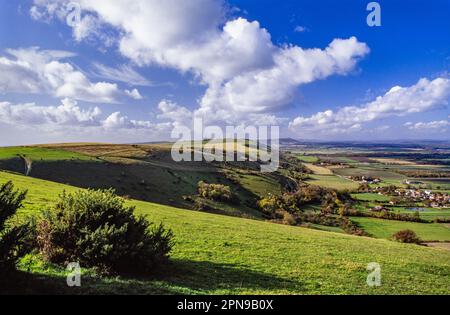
[102,111,157,130]
[198,36,369,123]
[0,98,171,132]
[289,77,450,135]
[125,88,143,100]
[157,100,193,125]
[405,120,450,131]
[0,47,138,103]
[0,98,101,127]
[0,98,178,145]
[31,0,369,123]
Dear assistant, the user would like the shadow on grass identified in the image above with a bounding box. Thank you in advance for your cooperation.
[1,259,302,295]
[155,258,301,293]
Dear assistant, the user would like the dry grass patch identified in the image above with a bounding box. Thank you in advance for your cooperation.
[371,158,416,165]
[303,163,333,175]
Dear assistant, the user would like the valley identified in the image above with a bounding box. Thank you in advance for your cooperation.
[0,140,449,294]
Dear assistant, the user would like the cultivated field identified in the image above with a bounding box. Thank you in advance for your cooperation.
[350,217,450,241]
[307,174,360,191]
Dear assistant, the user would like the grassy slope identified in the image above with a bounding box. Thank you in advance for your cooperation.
[237,173,282,198]
[0,145,270,216]
[1,171,449,294]
[350,217,450,241]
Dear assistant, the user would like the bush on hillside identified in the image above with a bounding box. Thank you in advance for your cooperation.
[392,229,421,244]
[36,189,173,275]
[198,181,238,204]
[0,181,29,275]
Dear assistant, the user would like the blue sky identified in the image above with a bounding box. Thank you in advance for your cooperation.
[0,0,449,145]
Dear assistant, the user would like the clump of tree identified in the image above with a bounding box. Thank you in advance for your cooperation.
[36,189,173,275]
[378,185,398,195]
[0,182,30,277]
[392,229,422,244]
[258,185,364,235]
[197,181,238,204]
[357,183,371,193]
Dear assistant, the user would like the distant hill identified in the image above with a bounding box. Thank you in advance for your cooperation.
[279,138,304,145]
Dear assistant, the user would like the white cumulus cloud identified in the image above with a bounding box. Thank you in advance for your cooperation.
[0,47,140,103]
[0,98,102,127]
[0,98,174,132]
[289,77,450,135]
[31,0,369,124]
[125,88,143,100]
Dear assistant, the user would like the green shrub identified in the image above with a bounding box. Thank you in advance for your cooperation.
[36,189,173,275]
[392,229,421,244]
[198,181,238,204]
[0,181,29,275]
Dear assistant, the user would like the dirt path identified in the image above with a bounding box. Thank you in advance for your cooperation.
[19,155,32,176]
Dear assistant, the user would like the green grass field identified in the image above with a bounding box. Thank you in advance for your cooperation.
[0,146,95,161]
[334,167,406,183]
[351,193,391,202]
[307,175,359,191]
[350,217,450,241]
[419,179,450,191]
[306,223,345,234]
[392,207,450,221]
[1,171,449,294]
[295,155,319,163]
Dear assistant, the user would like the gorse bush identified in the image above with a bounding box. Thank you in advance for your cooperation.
[0,181,29,275]
[392,229,422,244]
[0,181,27,230]
[36,189,173,275]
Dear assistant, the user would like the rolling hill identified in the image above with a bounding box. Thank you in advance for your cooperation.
[0,143,288,218]
[1,171,449,295]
